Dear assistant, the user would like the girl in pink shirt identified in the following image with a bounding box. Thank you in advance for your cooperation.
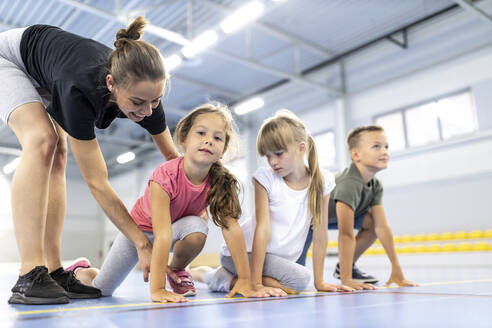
[68,103,276,302]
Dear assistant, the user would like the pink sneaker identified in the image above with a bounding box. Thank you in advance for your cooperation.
[167,269,196,296]
[65,257,91,274]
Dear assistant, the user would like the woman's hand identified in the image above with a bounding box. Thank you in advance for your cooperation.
[136,241,152,282]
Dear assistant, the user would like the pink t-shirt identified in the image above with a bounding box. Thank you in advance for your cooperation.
[131,157,211,232]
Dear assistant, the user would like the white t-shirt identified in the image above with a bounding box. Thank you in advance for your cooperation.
[221,166,336,262]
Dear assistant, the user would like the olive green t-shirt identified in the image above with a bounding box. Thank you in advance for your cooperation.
[328,162,383,223]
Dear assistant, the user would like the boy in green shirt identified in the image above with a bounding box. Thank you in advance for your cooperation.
[298,126,418,290]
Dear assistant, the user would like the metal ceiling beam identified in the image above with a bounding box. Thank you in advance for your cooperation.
[3,0,20,24]
[232,4,462,108]
[453,0,492,27]
[57,0,189,45]
[126,0,181,17]
[92,0,139,41]
[171,73,243,98]
[200,0,335,58]
[55,0,337,94]
[208,48,340,94]
[11,0,31,26]
[23,0,45,25]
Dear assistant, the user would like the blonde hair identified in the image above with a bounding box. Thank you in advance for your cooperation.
[174,103,241,229]
[347,125,385,150]
[257,110,324,227]
[108,16,167,89]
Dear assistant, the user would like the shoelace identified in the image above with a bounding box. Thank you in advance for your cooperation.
[64,270,80,286]
[174,271,194,286]
[31,267,51,285]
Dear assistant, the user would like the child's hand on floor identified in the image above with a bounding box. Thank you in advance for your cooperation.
[316,281,355,292]
[151,288,188,303]
[227,278,269,298]
[341,280,378,290]
[254,284,287,297]
[385,271,419,287]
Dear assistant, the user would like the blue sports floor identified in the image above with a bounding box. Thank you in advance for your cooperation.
[1,253,491,328]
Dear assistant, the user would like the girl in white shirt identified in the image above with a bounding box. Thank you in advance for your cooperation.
[192,110,353,294]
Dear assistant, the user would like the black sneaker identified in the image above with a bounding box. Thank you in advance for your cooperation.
[50,267,102,299]
[333,263,379,284]
[8,266,69,305]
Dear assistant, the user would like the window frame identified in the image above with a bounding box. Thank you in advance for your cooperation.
[374,88,477,152]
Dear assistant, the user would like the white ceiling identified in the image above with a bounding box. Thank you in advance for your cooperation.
[1,0,491,177]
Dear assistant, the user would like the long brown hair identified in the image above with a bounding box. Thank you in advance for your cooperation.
[107,16,166,89]
[174,103,241,229]
[257,110,325,227]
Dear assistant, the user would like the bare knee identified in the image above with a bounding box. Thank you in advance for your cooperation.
[361,212,376,235]
[23,131,59,166]
[51,139,68,174]
[183,232,207,248]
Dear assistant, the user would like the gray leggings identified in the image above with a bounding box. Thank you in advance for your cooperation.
[220,253,311,292]
[93,216,208,296]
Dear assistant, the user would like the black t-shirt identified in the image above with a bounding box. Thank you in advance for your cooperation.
[20,25,167,140]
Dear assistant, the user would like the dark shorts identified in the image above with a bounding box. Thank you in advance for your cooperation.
[328,212,366,230]
[296,212,367,266]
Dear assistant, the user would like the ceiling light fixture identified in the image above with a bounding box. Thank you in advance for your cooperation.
[182,30,218,58]
[220,1,265,34]
[163,54,182,71]
[234,97,265,115]
[116,151,136,164]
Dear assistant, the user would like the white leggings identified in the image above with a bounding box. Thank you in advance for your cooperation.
[220,252,311,291]
[93,216,208,296]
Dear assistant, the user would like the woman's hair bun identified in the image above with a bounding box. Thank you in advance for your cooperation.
[115,16,148,47]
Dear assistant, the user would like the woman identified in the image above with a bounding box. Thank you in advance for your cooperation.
[0,16,179,304]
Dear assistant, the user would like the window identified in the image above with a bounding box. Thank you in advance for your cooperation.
[374,90,476,151]
[313,131,336,168]
[375,112,406,152]
[438,92,476,139]
[405,103,440,147]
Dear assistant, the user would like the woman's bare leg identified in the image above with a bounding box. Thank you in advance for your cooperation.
[44,120,68,272]
[8,102,58,275]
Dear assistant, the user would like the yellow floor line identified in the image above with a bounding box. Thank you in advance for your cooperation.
[11,277,492,316]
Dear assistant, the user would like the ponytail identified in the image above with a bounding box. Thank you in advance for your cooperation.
[307,135,324,227]
[207,162,242,229]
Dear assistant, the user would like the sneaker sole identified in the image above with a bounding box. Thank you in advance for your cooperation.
[180,290,196,297]
[8,292,69,305]
[67,292,102,299]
